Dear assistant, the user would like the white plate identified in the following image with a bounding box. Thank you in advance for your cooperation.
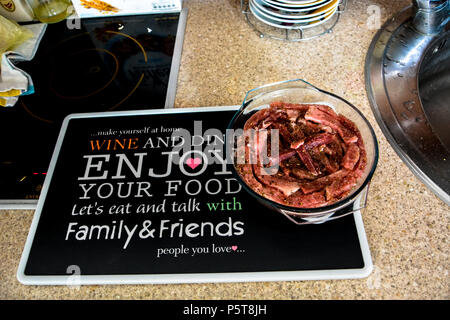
[264,0,328,8]
[261,0,331,12]
[275,0,321,4]
[250,0,335,24]
[307,0,339,15]
[250,1,306,29]
[249,0,338,29]
[255,0,338,19]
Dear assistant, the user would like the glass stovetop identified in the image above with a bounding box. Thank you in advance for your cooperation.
[0,11,187,207]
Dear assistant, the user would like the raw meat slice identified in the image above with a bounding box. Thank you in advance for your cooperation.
[269,150,297,166]
[341,143,360,170]
[318,152,340,173]
[254,167,301,197]
[290,167,317,180]
[325,175,357,201]
[244,109,271,130]
[296,145,319,176]
[287,191,326,208]
[299,169,349,194]
[305,106,358,144]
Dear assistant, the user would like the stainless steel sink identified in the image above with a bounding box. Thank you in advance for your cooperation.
[419,32,450,149]
[365,0,450,205]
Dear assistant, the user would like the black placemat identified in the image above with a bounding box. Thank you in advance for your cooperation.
[18,107,372,284]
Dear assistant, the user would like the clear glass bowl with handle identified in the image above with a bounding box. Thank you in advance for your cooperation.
[226,79,379,224]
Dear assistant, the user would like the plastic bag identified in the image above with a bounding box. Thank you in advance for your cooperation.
[0,15,33,106]
[0,15,33,56]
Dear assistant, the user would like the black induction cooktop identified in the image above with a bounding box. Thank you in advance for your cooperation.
[0,11,187,208]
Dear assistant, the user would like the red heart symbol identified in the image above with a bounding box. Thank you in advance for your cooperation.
[186,157,202,169]
[231,246,238,251]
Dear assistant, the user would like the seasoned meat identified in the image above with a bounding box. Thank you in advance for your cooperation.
[287,191,327,208]
[341,143,360,170]
[325,175,358,201]
[299,169,350,194]
[236,102,367,208]
[317,151,340,174]
[305,106,358,144]
[296,145,319,176]
[269,150,297,166]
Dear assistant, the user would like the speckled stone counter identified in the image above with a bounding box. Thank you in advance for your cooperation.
[0,0,448,299]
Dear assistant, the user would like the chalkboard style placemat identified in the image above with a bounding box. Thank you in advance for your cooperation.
[17,106,373,285]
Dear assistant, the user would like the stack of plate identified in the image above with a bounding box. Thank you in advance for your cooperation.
[249,0,341,30]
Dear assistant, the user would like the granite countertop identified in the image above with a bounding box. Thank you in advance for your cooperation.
[0,0,448,299]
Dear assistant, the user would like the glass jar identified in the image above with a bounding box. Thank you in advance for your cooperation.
[27,0,73,23]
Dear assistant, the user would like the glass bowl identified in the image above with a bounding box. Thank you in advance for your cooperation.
[226,79,379,223]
